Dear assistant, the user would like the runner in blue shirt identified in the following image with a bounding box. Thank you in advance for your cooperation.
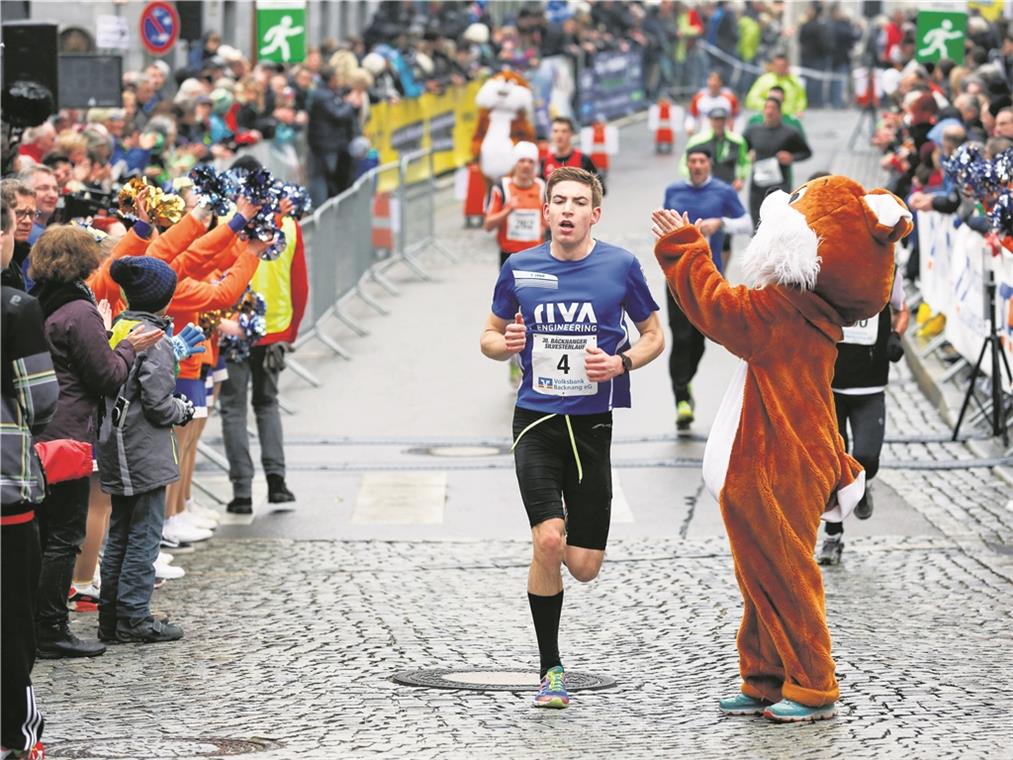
[480,166,664,709]
[661,145,752,429]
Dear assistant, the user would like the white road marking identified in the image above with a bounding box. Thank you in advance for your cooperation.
[352,472,447,524]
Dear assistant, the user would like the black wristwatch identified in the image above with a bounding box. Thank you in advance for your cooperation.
[618,352,633,374]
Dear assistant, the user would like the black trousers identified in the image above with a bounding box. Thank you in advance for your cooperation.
[834,391,886,481]
[35,476,90,630]
[666,288,705,404]
[2,516,45,750]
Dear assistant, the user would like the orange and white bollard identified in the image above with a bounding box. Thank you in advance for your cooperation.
[589,121,609,177]
[372,191,394,255]
[654,99,674,154]
[463,163,486,228]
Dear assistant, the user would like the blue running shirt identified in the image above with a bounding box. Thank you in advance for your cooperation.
[491,241,659,414]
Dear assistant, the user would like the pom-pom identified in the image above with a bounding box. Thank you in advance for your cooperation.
[220,287,268,361]
[281,183,312,217]
[189,164,238,217]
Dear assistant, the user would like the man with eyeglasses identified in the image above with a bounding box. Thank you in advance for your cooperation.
[0,181,38,291]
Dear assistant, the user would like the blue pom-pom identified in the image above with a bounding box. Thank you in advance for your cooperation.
[189,165,238,217]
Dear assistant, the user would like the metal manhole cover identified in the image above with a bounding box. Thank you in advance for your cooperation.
[392,668,616,691]
[46,737,282,758]
[406,445,511,458]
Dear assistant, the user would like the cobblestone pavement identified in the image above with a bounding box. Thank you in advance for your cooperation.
[31,109,1013,759]
[37,536,1012,759]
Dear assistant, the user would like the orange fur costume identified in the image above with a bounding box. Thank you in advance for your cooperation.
[470,71,536,182]
[654,176,912,707]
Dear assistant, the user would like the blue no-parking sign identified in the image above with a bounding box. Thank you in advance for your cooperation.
[139,1,179,56]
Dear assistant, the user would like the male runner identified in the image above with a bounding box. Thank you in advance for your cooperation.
[539,117,604,193]
[662,145,751,429]
[480,167,664,708]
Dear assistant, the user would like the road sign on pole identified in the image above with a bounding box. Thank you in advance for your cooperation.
[915,10,966,64]
[256,1,306,64]
[139,1,180,56]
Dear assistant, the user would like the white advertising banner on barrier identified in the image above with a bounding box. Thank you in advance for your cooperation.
[918,210,953,316]
[918,210,1013,391]
[943,223,989,376]
[995,249,1013,391]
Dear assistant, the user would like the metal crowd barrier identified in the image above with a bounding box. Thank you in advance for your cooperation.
[294,146,454,360]
[197,147,454,484]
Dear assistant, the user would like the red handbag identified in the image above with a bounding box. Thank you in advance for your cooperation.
[34,440,94,484]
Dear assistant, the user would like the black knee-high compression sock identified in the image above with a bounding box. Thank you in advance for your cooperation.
[528,590,564,678]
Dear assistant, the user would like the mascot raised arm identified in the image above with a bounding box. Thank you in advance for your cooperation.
[471,70,536,183]
[652,176,912,724]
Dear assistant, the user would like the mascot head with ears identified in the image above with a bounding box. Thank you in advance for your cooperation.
[471,70,536,182]
[740,176,913,323]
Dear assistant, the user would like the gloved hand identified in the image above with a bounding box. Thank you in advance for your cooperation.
[173,393,196,425]
[886,330,904,363]
[170,323,207,361]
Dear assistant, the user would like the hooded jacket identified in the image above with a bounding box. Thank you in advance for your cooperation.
[97,310,190,496]
[32,279,136,444]
[1,286,59,508]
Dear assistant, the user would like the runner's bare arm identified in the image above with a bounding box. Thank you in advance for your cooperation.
[584,312,665,382]
[481,312,526,361]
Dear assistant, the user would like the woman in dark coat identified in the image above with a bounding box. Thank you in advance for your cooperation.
[29,225,162,659]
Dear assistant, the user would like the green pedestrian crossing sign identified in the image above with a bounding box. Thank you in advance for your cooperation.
[915,10,966,63]
[257,0,306,63]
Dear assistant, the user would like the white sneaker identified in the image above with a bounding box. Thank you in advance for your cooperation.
[177,509,217,531]
[154,555,185,580]
[163,515,213,544]
[157,551,174,565]
[186,500,221,525]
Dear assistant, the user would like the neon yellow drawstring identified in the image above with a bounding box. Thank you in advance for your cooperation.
[510,412,583,485]
[563,415,583,484]
[511,413,557,451]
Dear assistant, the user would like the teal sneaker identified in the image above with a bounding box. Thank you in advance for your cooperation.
[763,698,837,723]
[718,693,772,716]
[534,665,569,709]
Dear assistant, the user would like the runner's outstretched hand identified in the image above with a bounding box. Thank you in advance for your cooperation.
[504,312,526,354]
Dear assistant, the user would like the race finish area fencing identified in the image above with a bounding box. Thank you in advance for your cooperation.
[195,147,458,495]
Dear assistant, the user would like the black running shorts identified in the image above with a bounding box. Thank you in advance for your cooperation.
[511,406,613,551]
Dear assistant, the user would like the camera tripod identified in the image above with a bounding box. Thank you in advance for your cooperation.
[951,268,1012,446]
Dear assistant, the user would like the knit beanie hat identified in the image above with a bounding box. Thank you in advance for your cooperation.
[110,256,177,313]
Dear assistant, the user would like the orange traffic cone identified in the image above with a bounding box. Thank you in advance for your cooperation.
[655,99,674,154]
[372,191,394,255]
[590,121,609,177]
[464,163,486,228]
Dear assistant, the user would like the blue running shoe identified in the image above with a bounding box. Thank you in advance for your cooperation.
[718,693,772,716]
[763,698,837,723]
[534,665,569,708]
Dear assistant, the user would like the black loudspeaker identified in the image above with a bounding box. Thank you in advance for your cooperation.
[2,21,59,105]
[58,55,123,109]
[2,21,59,126]
[177,1,204,42]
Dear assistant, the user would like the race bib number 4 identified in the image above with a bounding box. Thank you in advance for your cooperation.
[531,334,597,396]
[507,209,542,242]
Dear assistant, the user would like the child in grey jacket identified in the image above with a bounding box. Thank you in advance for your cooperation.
[97,256,197,644]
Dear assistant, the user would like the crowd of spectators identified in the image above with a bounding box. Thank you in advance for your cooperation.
[864,11,1013,284]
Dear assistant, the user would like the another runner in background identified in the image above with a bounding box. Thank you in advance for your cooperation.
[484,141,547,269]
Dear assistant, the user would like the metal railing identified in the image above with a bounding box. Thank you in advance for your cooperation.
[295,146,455,357]
[196,147,455,487]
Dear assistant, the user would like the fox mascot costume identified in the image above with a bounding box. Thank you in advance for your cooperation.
[653,176,912,723]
